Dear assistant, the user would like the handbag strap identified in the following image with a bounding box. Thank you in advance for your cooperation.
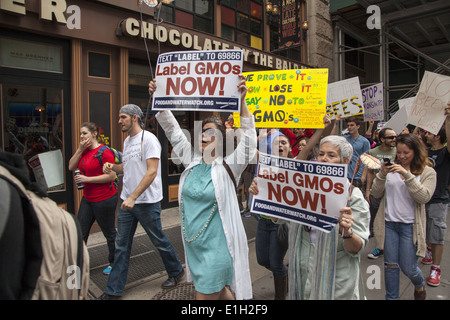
[222,160,237,191]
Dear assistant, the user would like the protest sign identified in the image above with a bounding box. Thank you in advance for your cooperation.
[326,77,364,119]
[398,96,415,114]
[362,83,384,121]
[408,71,450,135]
[233,69,328,128]
[251,153,349,233]
[28,149,64,190]
[152,50,243,112]
[384,106,409,135]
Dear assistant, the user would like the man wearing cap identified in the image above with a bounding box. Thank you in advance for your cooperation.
[97,104,183,300]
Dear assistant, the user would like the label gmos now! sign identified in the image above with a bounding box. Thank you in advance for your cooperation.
[152,50,244,112]
[251,153,349,232]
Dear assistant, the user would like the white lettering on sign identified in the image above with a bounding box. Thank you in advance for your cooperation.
[1,0,80,29]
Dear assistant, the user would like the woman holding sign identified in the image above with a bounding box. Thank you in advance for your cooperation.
[371,133,436,300]
[149,75,257,300]
[250,131,370,299]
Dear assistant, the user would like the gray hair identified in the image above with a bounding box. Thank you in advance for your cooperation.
[319,135,353,163]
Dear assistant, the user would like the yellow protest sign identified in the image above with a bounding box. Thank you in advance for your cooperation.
[234,69,328,128]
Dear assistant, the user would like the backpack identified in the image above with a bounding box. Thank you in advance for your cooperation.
[0,165,90,300]
[94,145,122,189]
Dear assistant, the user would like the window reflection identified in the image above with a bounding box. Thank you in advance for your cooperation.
[3,85,64,192]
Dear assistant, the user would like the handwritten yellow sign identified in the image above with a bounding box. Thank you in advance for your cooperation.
[234,69,328,128]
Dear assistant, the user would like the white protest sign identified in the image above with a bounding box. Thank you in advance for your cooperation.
[398,96,415,114]
[362,83,384,121]
[326,77,364,119]
[28,149,64,189]
[251,153,348,233]
[152,50,243,112]
[408,71,450,134]
[384,106,409,135]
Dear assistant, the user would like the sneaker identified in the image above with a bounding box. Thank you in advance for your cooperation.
[368,248,383,259]
[427,266,441,287]
[422,248,432,265]
[103,265,112,275]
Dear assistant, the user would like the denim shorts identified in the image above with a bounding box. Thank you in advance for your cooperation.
[426,203,448,244]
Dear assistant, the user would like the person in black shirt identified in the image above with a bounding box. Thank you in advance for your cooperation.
[422,103,450,287]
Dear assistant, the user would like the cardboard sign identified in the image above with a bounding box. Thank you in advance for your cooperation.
[362,83,384,121]
[233,69,328,128]
[152,50,243,112]
[326,77,364,119]
[251,153,349,233]
[408,71,450,134]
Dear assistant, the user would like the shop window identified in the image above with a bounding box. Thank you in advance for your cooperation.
[195,16,212,34]
[160,0,213,34]
[250,1,262,17]
[88,51,111,78]
[176,0,193,11]
[221,0,263,49]
[2,85,65,192]
[251,35,262,50]
[237,31,249,46]
[176,10,194,29]
[221,24,235,42]
[237,13,249,30]
[88,91,111,145]
[221,6,235,26]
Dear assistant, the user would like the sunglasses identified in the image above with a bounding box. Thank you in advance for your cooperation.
[202,128,217,137]
[384,136,397,140]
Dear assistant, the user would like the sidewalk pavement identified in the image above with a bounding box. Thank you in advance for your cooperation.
[86,206,450,300]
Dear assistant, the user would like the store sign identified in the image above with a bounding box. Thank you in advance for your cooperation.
[0,0,81,29]
[121,17,303,70]
[0,37,62,72]
[279,0,301,49]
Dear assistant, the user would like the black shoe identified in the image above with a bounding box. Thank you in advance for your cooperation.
[96,293,120,300]
[162,269,185,289]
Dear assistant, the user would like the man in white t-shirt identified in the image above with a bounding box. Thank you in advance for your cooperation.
[98,104,183,300]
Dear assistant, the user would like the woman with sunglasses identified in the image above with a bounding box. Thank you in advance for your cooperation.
[372,133,436,299]
[149,75,257,300]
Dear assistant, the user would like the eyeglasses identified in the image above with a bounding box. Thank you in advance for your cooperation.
[384,136,396,140]
[202,128,216,137]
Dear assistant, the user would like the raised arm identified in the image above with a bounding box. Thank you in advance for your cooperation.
[295,115,333,161]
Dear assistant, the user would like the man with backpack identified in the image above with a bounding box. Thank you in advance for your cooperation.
[97,104,183,300]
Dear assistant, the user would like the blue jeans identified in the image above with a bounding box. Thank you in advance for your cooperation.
[78,193,118,264]
[384,221,425,300]
[105,200,183,296]
[255,217,287,277]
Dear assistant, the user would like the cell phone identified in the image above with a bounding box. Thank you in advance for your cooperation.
[383,158,392,166]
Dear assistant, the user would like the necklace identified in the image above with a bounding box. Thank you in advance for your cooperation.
[180,196,217,243]
[180,166,218,243]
